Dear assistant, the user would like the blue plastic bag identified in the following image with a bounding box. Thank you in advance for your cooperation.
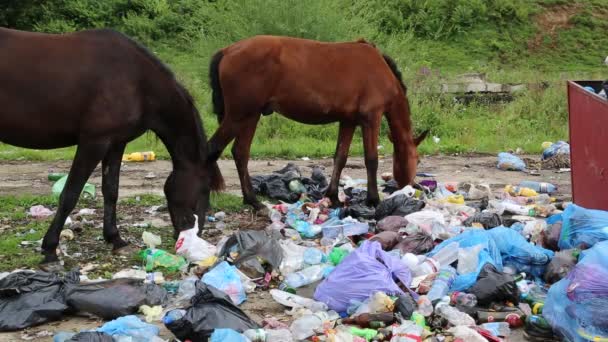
[559,204,608,249]
[544,240,608,341]
[497,152,526,171]
[202,261,247,305]
[210,328,248,342]
[314,241,414,313]
[427,230,502,291]
[542,141,570,160]
[97,315,159,342]
[487,227,554,278]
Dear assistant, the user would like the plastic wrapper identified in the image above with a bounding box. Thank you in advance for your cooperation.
[314,241,414,313]
[202,261,247,305]
[164,282,259,341]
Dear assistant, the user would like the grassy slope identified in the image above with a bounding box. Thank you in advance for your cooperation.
[0,0,606,161]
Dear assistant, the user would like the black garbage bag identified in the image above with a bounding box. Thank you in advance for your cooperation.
[310,166,328,189]
[165,282,259,341]
[0,270,78,331]
[375,195,425,220]
[256,174,299,203]
[544,249,578,285]
[377,216,409,232]
[463,212,502,229]
[393,233,434,255]
[468,263,519,307]
[394,293,416,318]
[65,278,167,320]
[382,179,400,194]
[68,332,114,342]
[344,203,376,220]
[218,230,283,278]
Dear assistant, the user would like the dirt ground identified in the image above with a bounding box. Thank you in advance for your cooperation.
[0,155,569,341]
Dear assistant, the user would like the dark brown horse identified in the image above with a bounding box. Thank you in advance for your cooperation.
[207,35,427,209]
[0,27,223,270]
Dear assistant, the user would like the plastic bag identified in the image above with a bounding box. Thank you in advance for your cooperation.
[370,231,401,250]
[468,264,519,306]
[343,203,376,220]
[542,141,570,160]
[63,332,114,342]
[487,227,554,278]
[52,175,95,199]
[427,230,502,291]
[65,278,167,320]
[314,241,414,313]
[463,212,501,229]
[404,210,446,232]
[393,233,433,255]
[558,203,608,249]
[219,230,283,278]
[497,152,526,171]
[543,249,576,285]
[457,245,482,275]
[544,240,608,341]
[141,248,187,272]
[175,216,217,263]
[97,315,160,342]
[279,240,307,275]
[394,293,416,318]
[375,195,425,220]
[164,282,259,341]
[210,329,248,342]
[202,261,247,305]
[0,270,77,331]
[377,216,408,232]
[541,222,562,251]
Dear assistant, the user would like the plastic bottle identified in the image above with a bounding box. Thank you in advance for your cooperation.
[435,297,476,326]
[427,266,457,303]
[303,248,326,265]
[343,222,369,236]
[342,313,396,328]
[416,295,434,317]
[519,181,557,194]
[489,200,535,216]
[480,322,511,337]
[450,292,477,308]
[176,276,198,302]
[270,289,328,312]
[412,257,439,278]
[122,151,156,162]
[430,242,460,267]
[243,329,267,342]
[162,309,186,325]
[284,265,327,288]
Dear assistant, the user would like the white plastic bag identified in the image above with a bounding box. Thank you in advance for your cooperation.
[175,215,217,263]
[457,245,483,275]
[279,240,308,275]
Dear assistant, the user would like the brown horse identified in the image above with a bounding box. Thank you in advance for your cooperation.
[0,27,223,270]
[207,35,427,209]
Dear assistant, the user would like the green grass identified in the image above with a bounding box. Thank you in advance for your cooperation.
[0,0,606,161]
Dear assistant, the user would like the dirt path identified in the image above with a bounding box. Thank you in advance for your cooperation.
[0,154,572,198]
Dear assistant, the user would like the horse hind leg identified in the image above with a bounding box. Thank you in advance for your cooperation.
[101,143,134,255]
[325,122,356,206]
[231,116,263,211]
[40,143,109,270]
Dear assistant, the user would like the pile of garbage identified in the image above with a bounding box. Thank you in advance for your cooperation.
[498,140,571,173]
[2,167,608,342]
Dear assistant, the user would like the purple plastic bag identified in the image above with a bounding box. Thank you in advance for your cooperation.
[313,241,414,312]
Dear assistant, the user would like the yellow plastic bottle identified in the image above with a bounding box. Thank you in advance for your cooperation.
[122,151,156,162]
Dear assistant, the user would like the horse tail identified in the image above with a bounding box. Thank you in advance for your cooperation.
[209,50,225,123]
[382,54,407,94]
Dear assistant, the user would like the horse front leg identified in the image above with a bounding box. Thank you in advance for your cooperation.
[325,122,355,206]
[361,115,381,207]
[101,143,134,255]
[231,117,263,211]
[40,143,108,271]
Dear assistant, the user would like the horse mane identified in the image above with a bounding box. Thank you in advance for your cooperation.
[382,54,407,93]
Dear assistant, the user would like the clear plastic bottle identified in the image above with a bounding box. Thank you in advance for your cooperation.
[519,181,557,194]
[162,309,186,325]
[412,257,440,277]
[270,289,328,312]
[284,265,327,288]
[431,242,460,267]
[303,248,326,265]
[450,292,477,308]
[427,266,457,303]
[175,276,197,304]
[435,297,476,326]
[480,322,511,337]
[416,295,434,317]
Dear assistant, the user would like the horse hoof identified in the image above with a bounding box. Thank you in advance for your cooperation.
[39,261,64,273]
[112,244,138,256]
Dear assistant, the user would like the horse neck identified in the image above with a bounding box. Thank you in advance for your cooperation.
[386,96,415,186]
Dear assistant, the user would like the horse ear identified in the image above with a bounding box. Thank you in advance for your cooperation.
[414,129,430,146]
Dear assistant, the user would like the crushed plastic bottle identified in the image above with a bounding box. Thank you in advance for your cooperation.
[435,297,475,326]
[284,264,328,289]
[416,295,434,317]
[270,289,328,312]
[427,266,457,303]
[303,248,326,265]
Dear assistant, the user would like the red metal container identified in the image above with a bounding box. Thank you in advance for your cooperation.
[567,81,608,210]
